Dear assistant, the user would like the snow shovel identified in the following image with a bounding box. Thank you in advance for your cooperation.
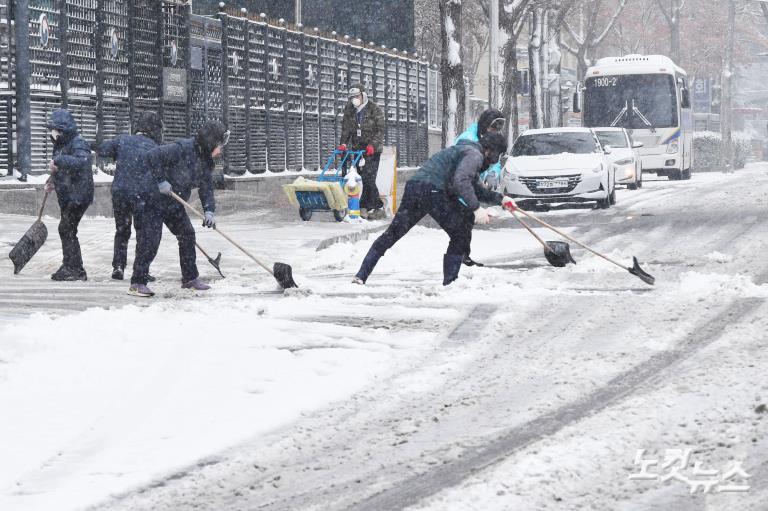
[511,210,575,267]
[169,192,298,289]
[514,206,655,285]
[195,241,225,278]
[9,187,51,274]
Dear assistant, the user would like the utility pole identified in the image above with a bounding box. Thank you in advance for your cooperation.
[488,0,499,108]
[721,0,736,172]
[296,0,302,25]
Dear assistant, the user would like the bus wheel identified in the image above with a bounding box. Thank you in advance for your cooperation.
[668,170,683,180]
[682,168,691,180]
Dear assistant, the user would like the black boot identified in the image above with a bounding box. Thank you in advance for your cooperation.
[52,267,87,281]
[443,254,464,286]
[112,267,124,280]
[355,249,384,284]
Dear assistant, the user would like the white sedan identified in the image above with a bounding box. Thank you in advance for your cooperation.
[501,128,616,209]
[594,127,644,190]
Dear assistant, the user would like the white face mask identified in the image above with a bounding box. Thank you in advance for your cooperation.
[49,129,60,143]
[351,97,362,108]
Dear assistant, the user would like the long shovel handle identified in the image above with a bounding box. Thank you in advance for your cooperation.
[37,176,53,222]
[512,210,551,253]
[515,206,627,271]
[169,192,275,277]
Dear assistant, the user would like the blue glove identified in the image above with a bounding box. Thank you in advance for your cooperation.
[158,181,172,196]
[203,211,216,228]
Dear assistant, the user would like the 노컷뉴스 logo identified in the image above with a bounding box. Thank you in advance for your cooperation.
[629,449,751,494]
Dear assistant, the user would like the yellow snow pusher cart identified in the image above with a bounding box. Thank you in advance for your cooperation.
[283,149,364,222]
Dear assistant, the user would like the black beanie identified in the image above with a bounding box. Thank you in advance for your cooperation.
[135,111,163,144]
[195,120,227,156]
[479,132,508,155]
[477,109,505,138]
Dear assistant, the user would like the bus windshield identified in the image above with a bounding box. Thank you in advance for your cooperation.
[584,74,678,129]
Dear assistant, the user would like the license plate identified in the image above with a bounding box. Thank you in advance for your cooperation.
[538,179,569,189]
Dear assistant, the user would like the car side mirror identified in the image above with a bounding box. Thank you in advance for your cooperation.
[632,141,644,149]
[499,153,509,166]
[603,145,613,155]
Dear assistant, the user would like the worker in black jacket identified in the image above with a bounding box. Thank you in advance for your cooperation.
[142,120,228,292]
[353,132,514,286]
[44,109,94,281]
[96,111,163,285]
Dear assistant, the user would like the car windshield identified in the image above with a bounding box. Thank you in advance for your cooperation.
[512,132,599,157]
[595,131,628,149]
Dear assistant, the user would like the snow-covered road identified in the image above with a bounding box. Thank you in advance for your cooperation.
[2,166,768,510]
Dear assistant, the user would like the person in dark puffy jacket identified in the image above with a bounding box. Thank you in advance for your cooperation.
[44,109,94,281]
[97,111,162,288]
[353,132,514,286]
[338,83,386,219]
[143,120,228,291]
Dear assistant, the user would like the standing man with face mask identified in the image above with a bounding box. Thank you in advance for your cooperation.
[138,120,228,295]
[44,109,94,281]
[338,83,386,220]
[352,132,515,286]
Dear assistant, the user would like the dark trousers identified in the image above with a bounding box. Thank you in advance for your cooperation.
[112,190,136,270]
[58,202,89,270]
[128,193,159,285]
[132,195,198,284]
[360,153,384,211]
[357,180,472,281]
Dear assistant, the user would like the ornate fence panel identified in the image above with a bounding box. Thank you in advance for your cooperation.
[245,18,266,173]
[6,5,430,177]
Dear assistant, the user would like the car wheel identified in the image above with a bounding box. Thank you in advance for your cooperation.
[682,168,691,180]
[299,207,313,221]
[333,209,347,222]
[668,170,683,180]
[597,194,611,209]
[637,167,643,188]
[609,186,616,205]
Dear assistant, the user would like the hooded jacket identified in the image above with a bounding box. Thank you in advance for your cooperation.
[47,109,94,206]
[410,139,502,211]
[97,134,158,196]
[145,138,216,212]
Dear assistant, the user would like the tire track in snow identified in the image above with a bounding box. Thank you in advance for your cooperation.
[345,297,766,511]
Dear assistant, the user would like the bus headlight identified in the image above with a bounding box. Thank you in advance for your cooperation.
[667,140,679,154]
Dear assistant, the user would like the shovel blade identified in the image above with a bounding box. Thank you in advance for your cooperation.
[207,252,225,278]
[544,241,576,267]
[628,256,655,285]
[273,262,298,289]
[9,221,48,274]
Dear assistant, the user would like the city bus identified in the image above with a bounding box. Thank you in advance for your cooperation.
[578,55,693,180]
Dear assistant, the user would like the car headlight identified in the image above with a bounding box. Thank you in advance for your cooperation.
[589,164,603,174]
[667,140,679,154]
[614,158,634,166]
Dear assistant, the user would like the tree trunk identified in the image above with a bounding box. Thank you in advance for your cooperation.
[529,9,544,129]
[440,0,466,147]
[502,38,520,143]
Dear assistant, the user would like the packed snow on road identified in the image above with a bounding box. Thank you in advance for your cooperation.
[1,166,768,511]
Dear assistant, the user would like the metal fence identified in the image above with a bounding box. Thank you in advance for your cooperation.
[4,2,431,177]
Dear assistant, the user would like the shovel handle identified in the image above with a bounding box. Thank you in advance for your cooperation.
[515,207,627,270]
[37,176,53,222]
[511,210,551,253]
[169,191,275,277]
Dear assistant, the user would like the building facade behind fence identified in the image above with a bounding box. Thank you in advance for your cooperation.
[2,2,432,176]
